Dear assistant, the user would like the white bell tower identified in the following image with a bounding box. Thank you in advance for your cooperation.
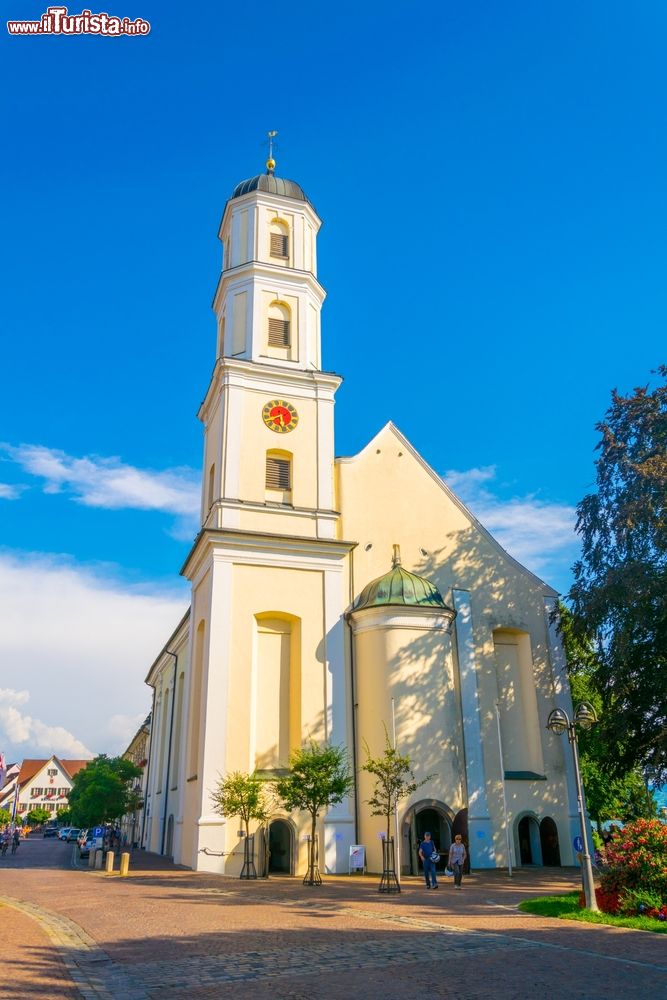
[198,149,341,540]
[181,147,354,877]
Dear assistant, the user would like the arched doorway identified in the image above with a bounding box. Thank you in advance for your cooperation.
[403,801,453,876]
[268,819,292,874]
[539,817,561,866]
[517,815,542,865]
[165,814,174,857]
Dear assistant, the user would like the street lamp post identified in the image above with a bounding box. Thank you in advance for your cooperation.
[546,702,599,912]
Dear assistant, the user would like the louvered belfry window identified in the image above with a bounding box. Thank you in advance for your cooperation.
[270,232,289,258]
[268,317,290,347]
[266,455,291,491]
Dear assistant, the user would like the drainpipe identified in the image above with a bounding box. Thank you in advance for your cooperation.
[140,685,157,848]
[160,651,178,856]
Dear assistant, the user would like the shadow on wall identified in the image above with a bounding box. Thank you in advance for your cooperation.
[346,524,567,870]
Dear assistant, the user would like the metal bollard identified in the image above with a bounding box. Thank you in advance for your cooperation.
[105,850,114,874]
[95,849,104,870]
[119,852,130,877]
[88,848,97,868]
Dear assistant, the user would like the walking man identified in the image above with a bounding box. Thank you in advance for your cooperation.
[418,831,439,889]
[448,834,467,889]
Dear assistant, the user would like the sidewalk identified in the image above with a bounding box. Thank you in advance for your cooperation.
[1,842,665,999]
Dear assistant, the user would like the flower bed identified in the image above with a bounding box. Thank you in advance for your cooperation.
[589,818,667,922]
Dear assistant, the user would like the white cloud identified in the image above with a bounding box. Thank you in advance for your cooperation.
[443,465,579,583]
[0,551,188,763]
[4,444,200,518]
[0,695,92,758]
[0,483,22,500]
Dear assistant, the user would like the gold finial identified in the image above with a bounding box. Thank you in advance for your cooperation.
[266,130,277,174]
[392,544,401,568]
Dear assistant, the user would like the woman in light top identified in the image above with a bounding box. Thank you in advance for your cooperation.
[448,834,467,890]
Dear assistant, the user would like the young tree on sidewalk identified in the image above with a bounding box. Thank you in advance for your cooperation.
[362,727,429,841]
[211,772,270,877]
[276,742,353,885]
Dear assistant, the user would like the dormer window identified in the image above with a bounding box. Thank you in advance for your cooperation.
[270,232,289,258]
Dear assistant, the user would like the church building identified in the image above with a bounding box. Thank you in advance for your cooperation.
[141,155,580,877]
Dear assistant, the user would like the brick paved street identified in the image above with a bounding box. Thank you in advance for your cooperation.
[0,837,665,999]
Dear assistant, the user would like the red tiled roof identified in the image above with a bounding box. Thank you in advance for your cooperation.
[16,757,91,787]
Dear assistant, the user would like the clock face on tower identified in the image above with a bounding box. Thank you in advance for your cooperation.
[262,399,299,433]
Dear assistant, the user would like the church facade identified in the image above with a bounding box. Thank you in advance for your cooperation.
[141,161,580,876]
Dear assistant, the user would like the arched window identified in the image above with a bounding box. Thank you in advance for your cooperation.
[217,315,225,358]
[494,628,544,776]
[253,614,301,771]
[266,449,292,502]
[207,463,215,511]
[269,218,289,260]
[187,620,206,778]
[268,300,291,349]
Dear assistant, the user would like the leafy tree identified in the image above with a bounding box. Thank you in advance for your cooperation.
[25,807,51,826]
[67,755,141,828]
[56,807,72,823]
[211,771,270,839]
[558,604,657,825]
[211,771,271,877]
[568,367,667,782]
[362,728,430,840]
[276,742,354,884]
[0,808,12,827]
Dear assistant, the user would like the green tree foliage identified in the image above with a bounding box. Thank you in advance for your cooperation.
[56,807,72,823]
[362,728,430,840]
[559,605,657,825]
[25,807,51,826]
[67,755,141,828]
[210,771,270,838]
[0,808,12,826]
[568,367,667,782]
[276,742,354,883]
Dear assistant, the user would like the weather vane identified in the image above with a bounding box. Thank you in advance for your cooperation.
[266,130,277,174]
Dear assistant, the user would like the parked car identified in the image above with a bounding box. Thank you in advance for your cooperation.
[66,828,80,842]
[79,835,95,859]
[58,827,71,841]
[43,825,59,838]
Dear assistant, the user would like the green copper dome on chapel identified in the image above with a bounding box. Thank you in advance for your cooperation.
[352,546,453,614]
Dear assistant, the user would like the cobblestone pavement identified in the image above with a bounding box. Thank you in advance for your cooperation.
[1,837,665,999]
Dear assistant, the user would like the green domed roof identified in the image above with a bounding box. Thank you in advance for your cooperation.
[352,547,453,614]
[230,173,311,205]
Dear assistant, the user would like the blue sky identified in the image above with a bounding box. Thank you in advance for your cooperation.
[0,1,665,762]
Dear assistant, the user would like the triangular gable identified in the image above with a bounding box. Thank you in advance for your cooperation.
[337,420,558,597]
[16,756,90,789]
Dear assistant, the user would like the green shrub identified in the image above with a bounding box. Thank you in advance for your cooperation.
[618,887,664,916]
